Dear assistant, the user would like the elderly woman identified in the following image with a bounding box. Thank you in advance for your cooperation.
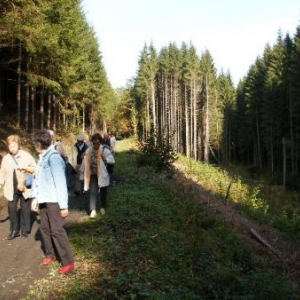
[70,133,89,195]
[0,135,36,240]
[81,133,115,218]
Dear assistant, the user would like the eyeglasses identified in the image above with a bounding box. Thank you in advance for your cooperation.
[93,142,101,145]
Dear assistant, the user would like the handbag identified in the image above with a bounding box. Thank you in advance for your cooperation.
[105,163,114,174]
[11,154,34,188]
[24,172,34,188]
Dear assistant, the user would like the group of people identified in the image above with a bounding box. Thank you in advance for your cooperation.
[69,132,115,218]
[0,129,116,275]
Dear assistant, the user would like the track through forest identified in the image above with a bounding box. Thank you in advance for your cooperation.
[0,120,299,298]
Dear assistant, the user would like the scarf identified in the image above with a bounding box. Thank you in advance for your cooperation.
[84,147,101,190]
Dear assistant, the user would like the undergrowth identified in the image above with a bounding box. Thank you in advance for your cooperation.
[179,155,300,241]
[24,138,299,300]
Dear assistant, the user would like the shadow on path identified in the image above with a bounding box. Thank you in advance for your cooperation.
[0,205,47,300]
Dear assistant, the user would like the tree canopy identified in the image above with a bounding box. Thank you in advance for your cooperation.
[0,0,116,133]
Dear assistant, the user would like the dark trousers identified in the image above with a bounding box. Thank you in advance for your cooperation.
[8,193,31,233]
[39,203,74,266]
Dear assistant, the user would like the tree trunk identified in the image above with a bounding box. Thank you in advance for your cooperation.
[204,75,210,163]
[47,93,51,129]
[185,84,190,157]
[282,137,286,188]
[256,105,262,168]
[40,85,44,129]
[17,42,22,128]
[53,95,57,131]
[24,57,31,131]
[151,80,157,139]
[30,87,35,132]
[82,103,85,133]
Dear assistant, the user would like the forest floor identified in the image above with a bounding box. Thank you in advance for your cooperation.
[0,123,299,298]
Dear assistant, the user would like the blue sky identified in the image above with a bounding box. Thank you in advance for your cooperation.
[82,0,300,88]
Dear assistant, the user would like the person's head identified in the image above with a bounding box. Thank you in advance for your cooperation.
[48,129,55,141]
[6,135,21,155]
[76,133,85,145]
[33,130,52,152]
[91,133,102,150]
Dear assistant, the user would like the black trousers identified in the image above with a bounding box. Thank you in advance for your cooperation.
[8,193,31,233]
[39,203,74,266]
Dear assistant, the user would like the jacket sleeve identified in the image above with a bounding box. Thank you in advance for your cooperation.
[104,148,115,165]
[0,156,6,186]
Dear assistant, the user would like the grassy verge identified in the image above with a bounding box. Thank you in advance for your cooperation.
[25,139,298,299]
[178,155,300,241]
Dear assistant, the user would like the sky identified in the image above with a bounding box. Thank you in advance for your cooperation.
[81,0,300,89]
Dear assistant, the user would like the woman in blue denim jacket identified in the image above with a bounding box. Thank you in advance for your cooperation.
[31,129,74,275]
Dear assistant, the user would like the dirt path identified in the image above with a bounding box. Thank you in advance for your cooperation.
[0,202,47,300]
[0,194,88,300]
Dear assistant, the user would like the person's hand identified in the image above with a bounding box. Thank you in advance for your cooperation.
[60,208,69,218]
[31,198,39,212]
[17,165,26,171]
[17,184,25,192]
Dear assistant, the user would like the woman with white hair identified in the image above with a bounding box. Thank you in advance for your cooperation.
[70,133,89,195]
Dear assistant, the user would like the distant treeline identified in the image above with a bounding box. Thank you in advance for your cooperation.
[130,26,300,188]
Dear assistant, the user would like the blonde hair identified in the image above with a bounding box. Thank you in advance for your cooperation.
[6,135,21,146]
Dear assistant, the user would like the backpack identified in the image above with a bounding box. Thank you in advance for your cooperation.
[106,163,114,174]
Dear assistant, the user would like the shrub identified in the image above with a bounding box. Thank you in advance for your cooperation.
[137,135,177,172]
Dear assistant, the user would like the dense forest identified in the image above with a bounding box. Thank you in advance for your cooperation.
[130,29,300,189]
[1,0,300,188]
[0,0,119,134]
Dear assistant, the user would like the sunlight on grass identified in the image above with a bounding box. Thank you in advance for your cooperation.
[178,154,300,240]
[24,139,299,299]
[116,137,138,152]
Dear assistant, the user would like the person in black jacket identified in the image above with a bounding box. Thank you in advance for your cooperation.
[70,133,89,195]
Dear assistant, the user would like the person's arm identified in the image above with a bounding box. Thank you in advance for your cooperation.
[16,151,36,174]
[103,148,115,165]
[0,156,6,187]
[49,153,68,211]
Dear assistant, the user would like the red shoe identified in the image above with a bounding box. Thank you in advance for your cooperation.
[43,257,56,266]
[59,263,75,275]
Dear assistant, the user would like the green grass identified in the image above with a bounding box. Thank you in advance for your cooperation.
[178,154,300,241]
[24,138,299,299]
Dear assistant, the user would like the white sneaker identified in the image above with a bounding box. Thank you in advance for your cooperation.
[100,208,106,215]
[90,210,97,218]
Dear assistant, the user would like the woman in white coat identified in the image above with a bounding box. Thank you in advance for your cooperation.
[81,133,115,218]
